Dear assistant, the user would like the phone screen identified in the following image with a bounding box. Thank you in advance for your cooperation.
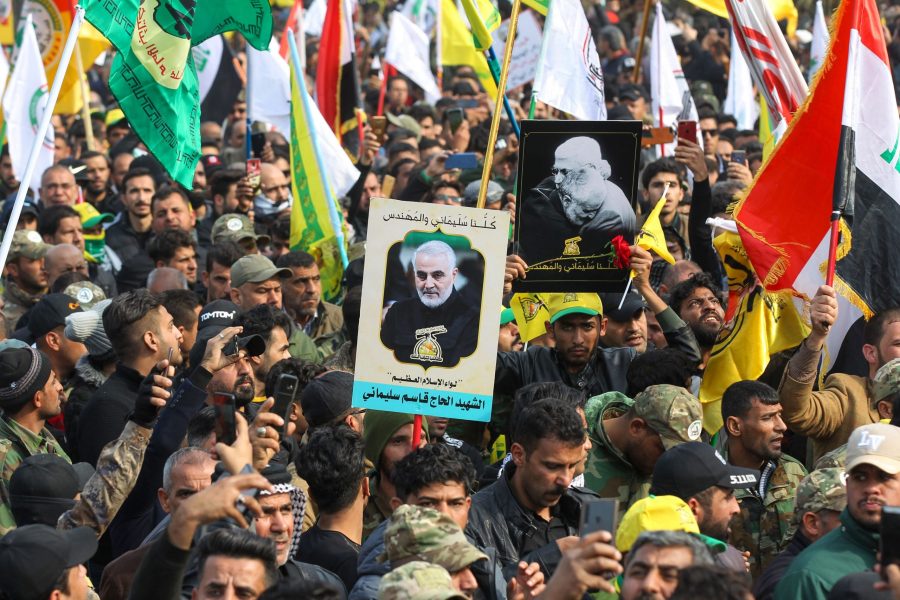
[447,108,464,135]
[251,132,267,158]
[731,150,747,165]
[677,120,698,145]
[271,374,299,437]
[212,392,237,446]
[882,506,900,575]
[246,158,262,190]
[371,116,387,143]
[579,499,619,538]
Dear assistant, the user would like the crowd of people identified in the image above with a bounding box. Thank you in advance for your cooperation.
[1,0,900,598]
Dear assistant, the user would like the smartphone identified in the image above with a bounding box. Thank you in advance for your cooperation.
[246,158,261,190]
[882,506,900,575]
[370,115,387,143]
[677,120,698,145]
[731,149,747,165]
[212,392,237,446]
[444,152,478,170]
[271,374,299,437]
[251,132,267,158]
[580,499,619,538]
[446,108,465,135]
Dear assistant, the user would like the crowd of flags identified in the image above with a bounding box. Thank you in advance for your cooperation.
[0,0,894,431]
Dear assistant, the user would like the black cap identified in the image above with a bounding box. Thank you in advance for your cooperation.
[9,454,95,527]
[28,294,83,339]
[0,525,97,599]
[650,442,760,500]
[600,292,646,322]
[619,83,649,102]
[198,300,241,333]
[300,370,355,428]
[0,198,38,228]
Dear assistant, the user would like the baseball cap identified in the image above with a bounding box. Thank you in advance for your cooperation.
[873,358,900,402]
[71,202,115,229]
[500,306,515,326]
[211,214,270,246]
[546,293,604,324]
[386,113,422,140]
[600,291,646,322]
[9,454,95,527]
[378,561,467,600]
[300,370,355,428]
[7,229,51,263]
[200,154,224,179]
[188,300,264,368]
[0,198,39,228]
[792,468,847,525]
[463,180,505,207]
[63,281,107,309]
[651,442,760,500]
[230,254,291,288]
[104,108,127,128]
[28,294,83,339]
[381,505,487,572]
[616,495,705,552]
[0,525,98,600]
[845,423,900,475]
[632,384,703,449]
[619,83,649,102]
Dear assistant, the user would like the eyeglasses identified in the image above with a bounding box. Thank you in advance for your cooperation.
[551,167,571,177]
[701,129,719,137]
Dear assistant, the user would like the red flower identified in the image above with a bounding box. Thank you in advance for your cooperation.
[611,235,631,269]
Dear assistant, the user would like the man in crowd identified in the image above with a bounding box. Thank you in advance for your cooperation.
[620,531,715,600]
[105,167,156,261]
[38,165,78,208]
[201,242,244,303]
[197,169,253,246]
[2,230,51,329]
[234,305,293,403]
[668,273,726,367]
[584,384,704,513]
[0,524,97,599]
[277,251,343,345]
[779,285,900,462]
[147,229,199,288]
[299,369,365,433]
[720,380,807,576]
[28,294,86,384]
[774,423,900,599]
[599,292,649,353]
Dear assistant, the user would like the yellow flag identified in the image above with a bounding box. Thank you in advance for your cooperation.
[684,0,797,37]
[441,0,498,96]
[697,230,809,432]
[510,293,550,343]
[637,197,676,264]
[522,0,549,15]
[459,0,501,51]
[53,22,111,115]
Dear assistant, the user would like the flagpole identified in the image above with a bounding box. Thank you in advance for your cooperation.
[0,6,83,267]
[477,0,521,209]
[484,47,520,138]
[66,0,94,151]
[377,63,389,115]
[435,0,444,91]
[288,29,349,269]
[632,0,653,83]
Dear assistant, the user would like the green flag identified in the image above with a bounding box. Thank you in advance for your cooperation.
[82,0,272,188]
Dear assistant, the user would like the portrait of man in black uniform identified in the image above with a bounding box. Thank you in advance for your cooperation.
[380,240,479,368]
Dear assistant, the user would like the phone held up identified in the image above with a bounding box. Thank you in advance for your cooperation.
[271,374,299,438]
[212,392,237,446]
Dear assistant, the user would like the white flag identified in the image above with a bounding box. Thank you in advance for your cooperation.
[193,36,223,104]
[650,3,696,155]
[304,0,327,36]
[248,39,292,135]
[533,0,605,120]
[2,15,52,196]
[724,31,759,130]
[401,0,438,34]
[385,12,440,103]
[809,0,829,80]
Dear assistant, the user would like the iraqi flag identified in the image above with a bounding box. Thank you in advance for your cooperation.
[193,36,243,125]
[734,0,897,370]
[316,0,362,141]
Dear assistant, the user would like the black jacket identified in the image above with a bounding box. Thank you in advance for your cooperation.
[106,217,151,262]
[76,363,143,467]
[753,532,811,600]
[465,464,600,579]
[495,345,635,398]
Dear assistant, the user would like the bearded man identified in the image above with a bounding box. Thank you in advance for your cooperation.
[518,136,636,264]
[380,240,479,368]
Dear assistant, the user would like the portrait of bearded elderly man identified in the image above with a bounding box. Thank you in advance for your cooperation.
[518,136,637,264]
[380,240,480,369]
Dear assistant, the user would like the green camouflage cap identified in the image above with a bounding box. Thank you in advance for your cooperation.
[792,468,847,525]
[230,254,291,288]
[873,358,900,402]
[7,230,52,263]
[211,214,270,246]
[633,385,703,450]
[378,561,466,600]
[381,505,487,572]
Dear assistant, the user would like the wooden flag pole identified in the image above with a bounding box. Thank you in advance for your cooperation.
[632,0,653,83]
[476,0,522,209]
[0,7,83,267]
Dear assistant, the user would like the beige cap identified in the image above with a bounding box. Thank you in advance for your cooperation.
[846,423,900,474]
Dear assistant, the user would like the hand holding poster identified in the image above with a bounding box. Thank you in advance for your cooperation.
[352,198,510,422]
[513,119,642,292]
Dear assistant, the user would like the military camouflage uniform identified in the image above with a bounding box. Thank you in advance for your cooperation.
[363,473,394,541]
[793,468,847,523]
[723,444,808,578]
[378,561,467,600]
[814,444,847,470]
[57,421,151,537]
[0,414,70,535]
[1,230,52,329]
[583,386,704,516]
[384,505,488,569]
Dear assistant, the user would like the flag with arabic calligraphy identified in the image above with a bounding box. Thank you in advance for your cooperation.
[81,0,272,188]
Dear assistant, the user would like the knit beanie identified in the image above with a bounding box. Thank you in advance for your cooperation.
[0,348,52,410]
[65,298,114,359]
[363,411,429,465]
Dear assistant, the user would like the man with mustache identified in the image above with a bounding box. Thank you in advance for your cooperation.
[774,423,900,600]
[105,167,156,262]
[668,273,726,369]
[719,380,807,578]
[518,136,636,265]
[381,240,478,369]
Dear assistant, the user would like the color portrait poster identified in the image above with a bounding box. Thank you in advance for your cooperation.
[513,119,642,292]
[352,197,510,422]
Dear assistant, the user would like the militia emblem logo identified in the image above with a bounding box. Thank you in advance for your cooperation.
[563,293,578,303]
[518,295,545,322]
[411,325,447,363]
[563,236,582,256]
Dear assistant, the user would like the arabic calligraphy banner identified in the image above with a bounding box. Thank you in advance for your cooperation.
[513,119,642,292]
[352,197,510,422]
